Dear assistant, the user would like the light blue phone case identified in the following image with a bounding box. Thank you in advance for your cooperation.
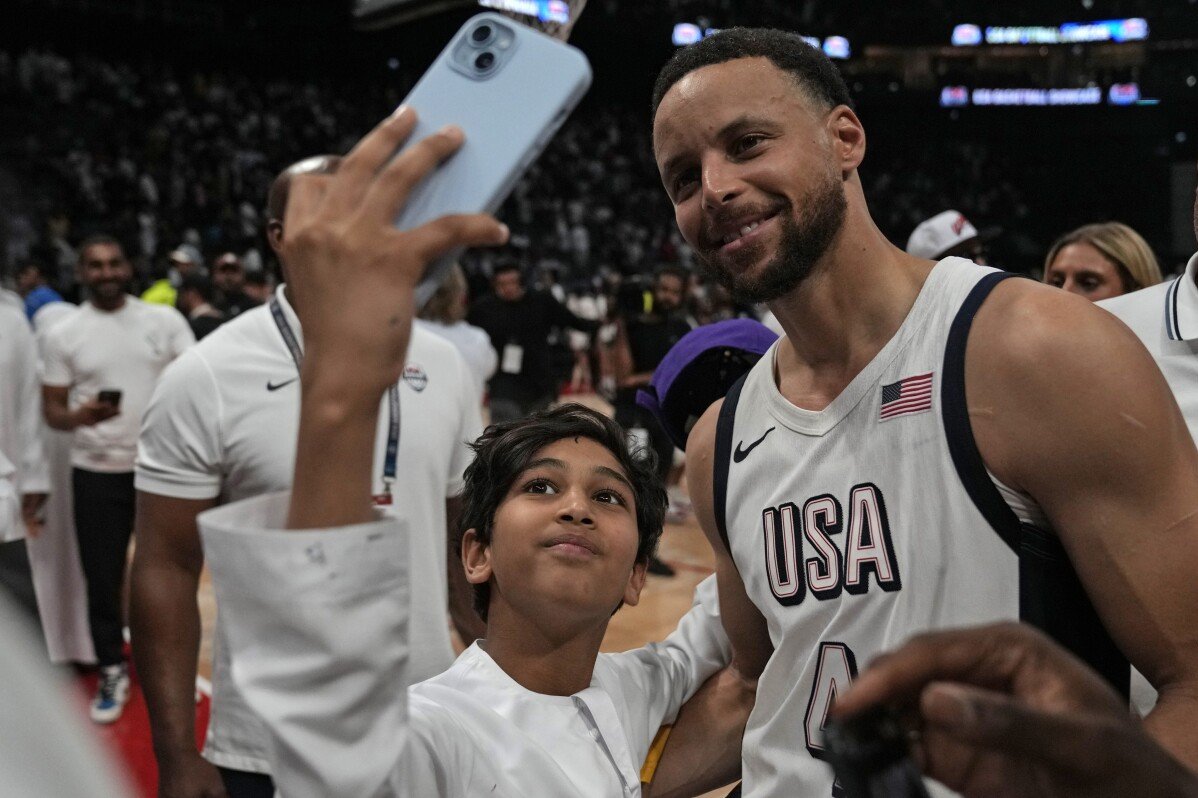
[393,12,593,305]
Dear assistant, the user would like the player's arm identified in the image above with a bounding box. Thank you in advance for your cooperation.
[686,401,773,679]
[129,492,225,798]
[644,666,756,798]
[446,495,485,644]
[970,281,1198,769]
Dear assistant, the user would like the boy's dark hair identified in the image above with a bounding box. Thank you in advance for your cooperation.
[458,404,668,621]
[655,265,688,285]
[651,27,853,118]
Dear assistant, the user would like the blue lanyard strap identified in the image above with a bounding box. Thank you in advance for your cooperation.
[270,295,400,493]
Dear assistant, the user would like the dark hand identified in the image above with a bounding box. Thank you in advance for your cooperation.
[75,399,120,427]
[833,623,1198,798]
[280,107,509,402]
[157,752,228,798]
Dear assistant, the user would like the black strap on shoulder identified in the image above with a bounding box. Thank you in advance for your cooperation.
[941,271,1021,553]
[712,372,749,557]
[942,271,1129,698]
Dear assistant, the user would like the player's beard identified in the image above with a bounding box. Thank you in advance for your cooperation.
[695,172,847,305]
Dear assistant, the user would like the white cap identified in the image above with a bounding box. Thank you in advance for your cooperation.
[905,210,981,259]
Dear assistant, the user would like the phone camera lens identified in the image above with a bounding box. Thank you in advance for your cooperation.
[474,51,496,71]
[471,24,493,44]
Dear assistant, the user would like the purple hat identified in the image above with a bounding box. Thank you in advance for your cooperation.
[637,318,778,451]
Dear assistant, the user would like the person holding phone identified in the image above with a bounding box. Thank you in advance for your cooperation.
[197,108,753,798]
[132,154,488,798]
[40,235,194,724]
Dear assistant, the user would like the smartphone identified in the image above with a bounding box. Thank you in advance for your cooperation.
[97,389,122,409]
[392,12,592,306]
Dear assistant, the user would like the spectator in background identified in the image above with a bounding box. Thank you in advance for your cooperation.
[14,261,63,323]
[40,235,193,724]
[176,274,225,340]
[1043,222,1163,302]
[211,252,261,319]
[0,296,49,619]
[243,270,273,304]
[906,209,995,264]
[141,247,200,307]
[468,263,598,424]
[418,264,496,403]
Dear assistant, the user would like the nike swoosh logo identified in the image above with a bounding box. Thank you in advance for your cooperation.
[733,427,776,463]
[266,378,298,392]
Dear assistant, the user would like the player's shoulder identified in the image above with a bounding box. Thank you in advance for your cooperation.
[973,277,1137,362]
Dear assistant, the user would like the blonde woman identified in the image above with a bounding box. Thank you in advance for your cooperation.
[1043,222,1163,302]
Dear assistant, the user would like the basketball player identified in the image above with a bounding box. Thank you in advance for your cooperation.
[650,28,1198,794]
[197,112,753,797]
[130,156,485,797]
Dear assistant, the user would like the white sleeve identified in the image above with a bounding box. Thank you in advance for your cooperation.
[11,317,48,493]
[166,307,196,358]
[199,492,412,798]
[447,355,483,497]
[135,350,223,499]
[0,451,21,543]
[40,325,71,388]
[609,575,730,730]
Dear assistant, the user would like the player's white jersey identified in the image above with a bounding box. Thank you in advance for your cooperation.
[716,259,1113,797]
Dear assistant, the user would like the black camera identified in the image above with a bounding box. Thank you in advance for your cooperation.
[822,706,930,798]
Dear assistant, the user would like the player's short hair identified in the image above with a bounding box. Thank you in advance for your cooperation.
[652,27,853,118]
[1045,222,1163,293]
[459,404,667,621]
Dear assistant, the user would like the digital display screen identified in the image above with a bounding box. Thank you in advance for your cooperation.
[478,0,570,24]
[951,17,1149,46]
[938,84,1146,107]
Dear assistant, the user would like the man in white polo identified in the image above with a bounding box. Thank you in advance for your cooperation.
[1100,171,1198,715]
[130,156,485,798]
[1101,174,1198,438]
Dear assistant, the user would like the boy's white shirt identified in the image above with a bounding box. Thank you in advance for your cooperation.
[200,492,730,798]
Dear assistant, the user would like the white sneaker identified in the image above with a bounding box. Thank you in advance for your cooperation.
[90,664,130,724]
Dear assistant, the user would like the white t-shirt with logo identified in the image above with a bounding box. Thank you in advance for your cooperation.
[136,286,482,774]
[41,297,194,473]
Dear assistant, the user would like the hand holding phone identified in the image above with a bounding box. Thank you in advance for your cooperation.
[391,13,591,306]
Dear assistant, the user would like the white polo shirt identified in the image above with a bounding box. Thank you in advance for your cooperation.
[136,286,482,774]
[42,297,194,473]
[1101,254,1198,716]
[1101,253,1198,440]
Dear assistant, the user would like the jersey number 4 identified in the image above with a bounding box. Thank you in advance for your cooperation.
[806,642,859,797]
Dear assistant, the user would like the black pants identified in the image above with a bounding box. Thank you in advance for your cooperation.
[72,468,135,667]
[218,767,275,798]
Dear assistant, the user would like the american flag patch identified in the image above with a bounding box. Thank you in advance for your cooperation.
[879,372,934,421]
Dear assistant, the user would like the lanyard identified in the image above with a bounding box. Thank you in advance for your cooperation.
[270,296,400,502]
